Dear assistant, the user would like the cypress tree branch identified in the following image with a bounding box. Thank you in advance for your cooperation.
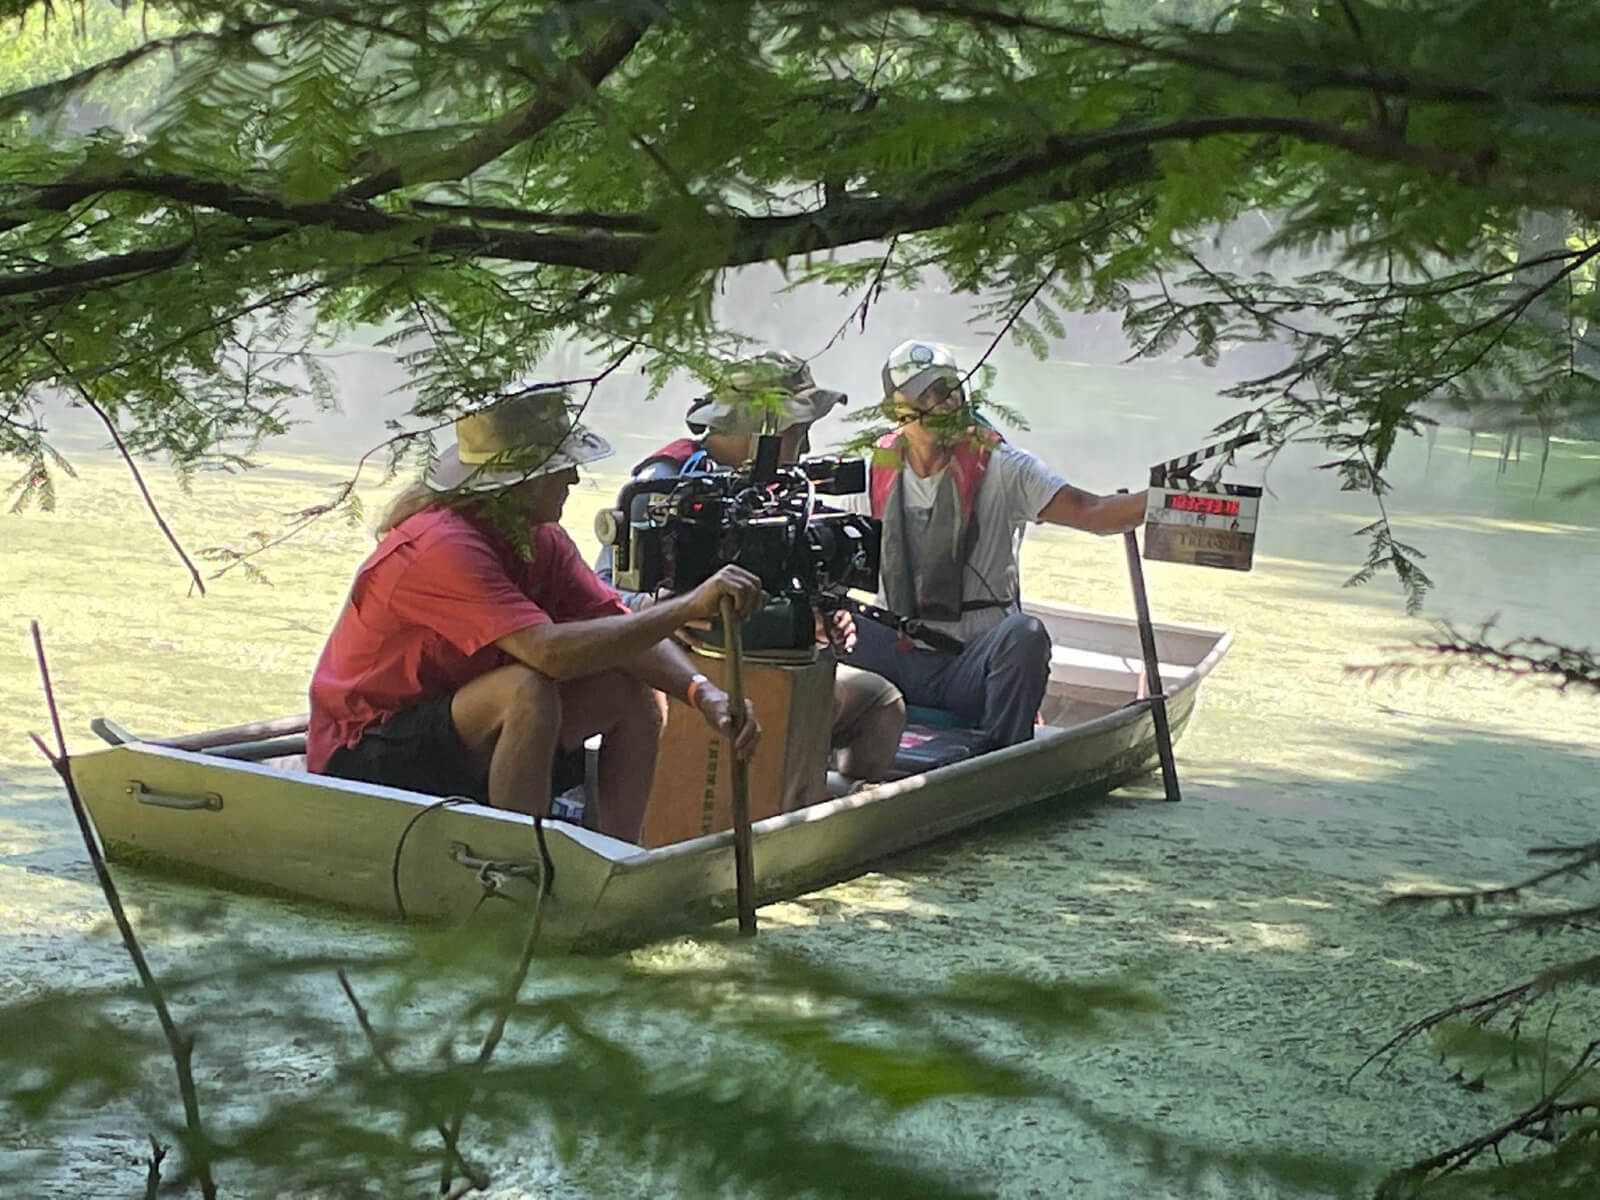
[905,2,1600,107]
[406,201,662,231]
[9,107,1600,307]
[1376,1040,1600,1192]
[0,21,293,123]
[335,970,490,1192]
[339,14,653,200]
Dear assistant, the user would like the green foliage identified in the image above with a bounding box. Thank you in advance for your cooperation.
[1427,1021,1594,1111]
[5,2,1600,601]
[1371,830,1600,1198]
[0,0,180,126]
[0,933,1365,1197]
[3,4,1599,1194]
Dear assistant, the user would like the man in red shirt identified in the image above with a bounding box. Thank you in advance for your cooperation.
[308,392,762,843]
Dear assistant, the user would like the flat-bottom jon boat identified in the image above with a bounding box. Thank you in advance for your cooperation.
[69,600,1230,948]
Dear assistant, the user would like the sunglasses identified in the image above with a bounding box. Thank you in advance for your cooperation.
[909,375,965,411]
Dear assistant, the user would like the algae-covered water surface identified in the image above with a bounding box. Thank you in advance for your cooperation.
[2,363,1596,1196]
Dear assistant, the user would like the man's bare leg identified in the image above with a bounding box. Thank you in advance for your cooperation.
[449,664,563,816]
[557,670,664,842]
[835,699,906,782]
[832,665,906,783]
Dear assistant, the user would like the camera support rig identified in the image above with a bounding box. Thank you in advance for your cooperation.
[594,435,965,655]
[811,594,967,656]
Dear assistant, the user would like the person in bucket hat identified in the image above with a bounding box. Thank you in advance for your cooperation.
[595,350,907,785]
[681,350,848,447]
[840,339,1148,750]
[423,388,615,492]
[307,389,765,843]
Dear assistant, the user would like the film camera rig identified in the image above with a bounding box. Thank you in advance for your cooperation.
[594,435,964,653]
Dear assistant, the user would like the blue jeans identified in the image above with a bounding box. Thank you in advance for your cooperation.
[842,612,1052,748]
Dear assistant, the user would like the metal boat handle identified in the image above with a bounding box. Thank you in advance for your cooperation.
[127,780,223,812]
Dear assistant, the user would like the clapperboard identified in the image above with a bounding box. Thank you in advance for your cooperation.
[1143,432,1264,572]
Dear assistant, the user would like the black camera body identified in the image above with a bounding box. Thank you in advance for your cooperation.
[596,440,880,649]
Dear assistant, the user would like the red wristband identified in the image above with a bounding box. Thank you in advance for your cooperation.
[686,673,710,708]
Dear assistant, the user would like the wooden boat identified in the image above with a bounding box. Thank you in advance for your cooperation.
[68,600,1230,948]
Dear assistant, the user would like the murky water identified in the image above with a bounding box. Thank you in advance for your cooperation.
[2,371,1596,1196]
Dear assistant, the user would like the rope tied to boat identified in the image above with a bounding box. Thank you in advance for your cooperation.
[389,797,555,923]
[449,841,548,914]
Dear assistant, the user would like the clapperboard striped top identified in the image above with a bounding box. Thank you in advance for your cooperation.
[1149,431,1263,493]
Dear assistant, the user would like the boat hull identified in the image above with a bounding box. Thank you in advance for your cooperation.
[68,601,1228,947]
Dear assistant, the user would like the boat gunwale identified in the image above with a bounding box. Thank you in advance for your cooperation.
[72,606,1231,875]
[611,618,1229,872]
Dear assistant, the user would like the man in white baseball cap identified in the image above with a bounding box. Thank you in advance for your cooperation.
[307,388,765,842]
[843,339,1148,749]
[596,350,907,784]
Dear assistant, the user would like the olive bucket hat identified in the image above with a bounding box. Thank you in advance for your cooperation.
[425,390,613,493]
[685,350,848,436]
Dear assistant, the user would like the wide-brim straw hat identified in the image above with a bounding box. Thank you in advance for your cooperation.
[425,390,614,493]
[685,350,848,436]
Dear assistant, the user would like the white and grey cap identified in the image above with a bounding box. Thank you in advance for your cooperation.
[425,389,613,493]
[882,339,963,402]
[686,350,848,436]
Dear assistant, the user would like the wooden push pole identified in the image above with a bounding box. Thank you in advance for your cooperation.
[1119,490,1182,803]
[718,596,758,935]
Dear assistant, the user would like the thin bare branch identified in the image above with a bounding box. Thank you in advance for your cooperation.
[807,234,899,358]
[142,1136,166,1200]
[32,335,206,596]
[205,350,635,577]
[1354,622,1600,693]
[335,971,490,1192]
[1378,1040,1600,1190]
[28,625,217,1200]
[963,268,1058,387]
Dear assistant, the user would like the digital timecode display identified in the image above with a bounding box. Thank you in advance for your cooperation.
[1164,492,1240,517]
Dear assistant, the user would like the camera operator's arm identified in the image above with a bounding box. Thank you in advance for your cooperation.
[496,565,763,682]
[624,640,760,760]
[816,606,857,654]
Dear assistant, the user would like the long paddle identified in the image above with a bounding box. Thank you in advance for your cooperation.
[1119,489,1182,803]
[91,712,309,751]
[718,596,758,935]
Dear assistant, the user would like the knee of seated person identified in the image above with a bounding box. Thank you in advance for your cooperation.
[503,664,561,720]
[621,674,667,731]
[991,615,1051,688]
[999,614,1051,658]
[591,669,665,730]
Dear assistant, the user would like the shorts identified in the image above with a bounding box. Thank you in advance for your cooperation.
[324,693,584,806]
[831,664,903,748]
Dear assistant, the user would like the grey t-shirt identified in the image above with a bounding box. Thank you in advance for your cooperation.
[850,442,1067,642]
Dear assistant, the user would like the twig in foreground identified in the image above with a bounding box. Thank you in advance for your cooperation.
[335,970,490,1193]
[439,846,549,1195]
[143,1136,167,1200]
[28,621,218,1200]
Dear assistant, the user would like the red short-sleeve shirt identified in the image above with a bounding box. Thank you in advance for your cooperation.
[306,507,626,772]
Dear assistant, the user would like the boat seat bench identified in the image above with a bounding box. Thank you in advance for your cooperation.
[109,647,1189,777]
[1049,644,1186,691]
